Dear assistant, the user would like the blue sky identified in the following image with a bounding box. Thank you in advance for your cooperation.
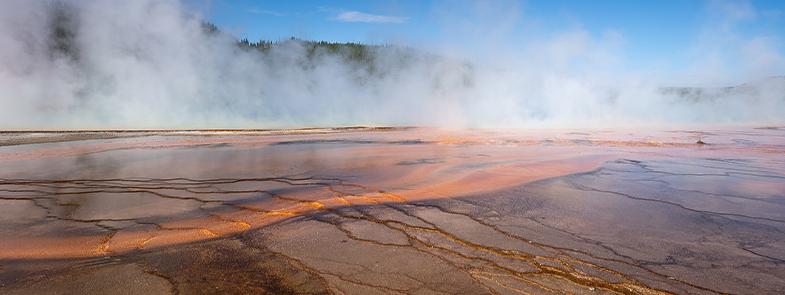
[185,0,785,86]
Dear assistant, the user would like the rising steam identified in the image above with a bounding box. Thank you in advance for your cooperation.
[1,0,783,129]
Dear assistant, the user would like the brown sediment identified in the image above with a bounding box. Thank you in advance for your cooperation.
[1,127,784,294]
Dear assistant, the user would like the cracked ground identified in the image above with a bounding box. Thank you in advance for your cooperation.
[0,127,783,294]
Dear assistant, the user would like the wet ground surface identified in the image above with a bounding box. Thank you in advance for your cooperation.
[0,127,783,294]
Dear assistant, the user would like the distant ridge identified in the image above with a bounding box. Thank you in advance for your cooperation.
[658,76,785,103]
[735,76,785,88]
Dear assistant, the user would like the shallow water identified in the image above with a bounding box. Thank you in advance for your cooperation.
[0,127,783,294]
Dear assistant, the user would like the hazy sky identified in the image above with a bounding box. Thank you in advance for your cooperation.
[189,0,785,86]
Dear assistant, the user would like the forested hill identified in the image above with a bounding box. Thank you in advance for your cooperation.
[200,21,440,73]
[46,0,450,76]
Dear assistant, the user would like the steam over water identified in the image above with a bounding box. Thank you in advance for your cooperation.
[1,0,784,129]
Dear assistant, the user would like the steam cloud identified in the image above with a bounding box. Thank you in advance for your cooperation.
[1,0,783,129]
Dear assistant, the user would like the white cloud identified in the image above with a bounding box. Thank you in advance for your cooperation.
[333,11,407,24]
[247,8,284,17]
[708,0,756,27]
